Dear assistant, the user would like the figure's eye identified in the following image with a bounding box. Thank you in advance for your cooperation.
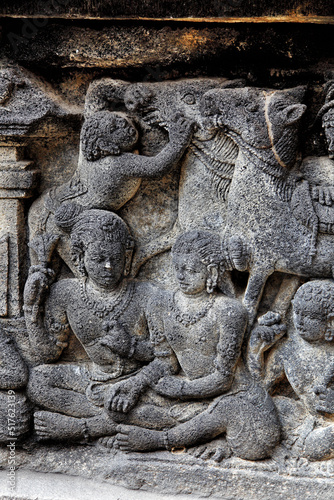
[91,255,103,263]
[186,267,198,273]
[182,93,196,105]
[246,103,259,113]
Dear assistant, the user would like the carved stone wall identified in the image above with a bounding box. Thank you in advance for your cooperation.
[0,3,334,499]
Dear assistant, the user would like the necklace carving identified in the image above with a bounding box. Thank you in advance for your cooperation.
[80,279,134,321]
[169,292,216,327]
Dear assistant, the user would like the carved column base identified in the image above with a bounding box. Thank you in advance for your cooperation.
[0,143,38,317]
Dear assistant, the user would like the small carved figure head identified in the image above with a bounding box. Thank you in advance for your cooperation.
[55,203,134,289]
[171,231,223,295]
[292,280,334,343]
[81,111,138,161]
[124,84,153,113]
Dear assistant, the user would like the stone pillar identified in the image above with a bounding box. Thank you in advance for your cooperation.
[0,141,37,318]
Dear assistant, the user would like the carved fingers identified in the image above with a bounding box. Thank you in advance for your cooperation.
[23,266,55,322]
[100,324,132,357]
[314,385,334,414]
[312,185,334,206]
[258,311,282,327]
[169,114,196,143]
[249,312,287,354]
[105,381,140,414]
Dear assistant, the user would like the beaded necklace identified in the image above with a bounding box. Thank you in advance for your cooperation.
[80,278,134,321]
[169,292,215,327]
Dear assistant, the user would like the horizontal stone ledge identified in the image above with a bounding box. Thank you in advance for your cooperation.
[0,15,334,24]
[0,0,332,20]
[0,169,38,190]
[4,24,334,71]
[0,188,35,198]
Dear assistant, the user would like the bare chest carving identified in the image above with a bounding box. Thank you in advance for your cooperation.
[2,62,334,496]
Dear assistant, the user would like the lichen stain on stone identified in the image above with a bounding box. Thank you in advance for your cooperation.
[176,30,208,50]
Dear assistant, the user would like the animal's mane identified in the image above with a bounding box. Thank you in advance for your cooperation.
[225,128,297,203]
[190,131,238,201]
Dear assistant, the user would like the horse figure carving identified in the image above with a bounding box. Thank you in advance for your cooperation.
[201,86,334,324]
[123,78,245,273]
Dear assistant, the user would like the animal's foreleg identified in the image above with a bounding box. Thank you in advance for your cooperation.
[243,268,272,327]
[271,275,302,321]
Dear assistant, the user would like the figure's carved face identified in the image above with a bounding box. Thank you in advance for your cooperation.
[103,115,138,154]
[293,301,327,342]
[83,240,126,290]
[172,253,208,295]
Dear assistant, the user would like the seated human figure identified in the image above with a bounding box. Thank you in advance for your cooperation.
[0,326,31,443]
[25,204,163,441]
[103,231,280,461]
[28,110,194,275]
[248,279,334,461]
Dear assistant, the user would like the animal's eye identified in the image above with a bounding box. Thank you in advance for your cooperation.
[246,103,259,113]
[182,93,196,105]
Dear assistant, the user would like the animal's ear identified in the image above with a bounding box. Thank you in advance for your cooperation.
[284,85,307,102]
[282,104,307,125]
[220,79,246,89]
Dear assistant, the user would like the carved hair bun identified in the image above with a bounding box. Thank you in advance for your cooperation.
[54,202,84,232]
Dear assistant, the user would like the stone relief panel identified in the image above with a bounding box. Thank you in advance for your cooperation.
[2,68,334,486]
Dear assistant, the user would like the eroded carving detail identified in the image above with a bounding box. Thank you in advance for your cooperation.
[3,72,334,484]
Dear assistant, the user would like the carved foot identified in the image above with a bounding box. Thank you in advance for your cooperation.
[34,410,117,441]
[34,411,89,441]
[114,424,164,451]
[188,437,231,462]
[97,435,116,449]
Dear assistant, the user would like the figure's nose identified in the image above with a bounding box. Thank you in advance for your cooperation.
[105,261,112,270]
[177,270,185,280]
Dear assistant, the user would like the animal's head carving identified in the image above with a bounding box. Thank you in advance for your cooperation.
[123,79,244,139]
[201,86,306,166]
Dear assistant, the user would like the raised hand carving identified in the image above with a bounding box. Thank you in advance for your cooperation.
[28,107,194,277]
[255,280,334,461]
[25,206,165,442]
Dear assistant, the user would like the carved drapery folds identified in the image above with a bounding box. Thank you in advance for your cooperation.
[2,67,334,478]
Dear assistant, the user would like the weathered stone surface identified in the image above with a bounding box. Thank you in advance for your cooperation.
[1,3,334,498]
[0,0,333,21]
[2,23,334,73]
